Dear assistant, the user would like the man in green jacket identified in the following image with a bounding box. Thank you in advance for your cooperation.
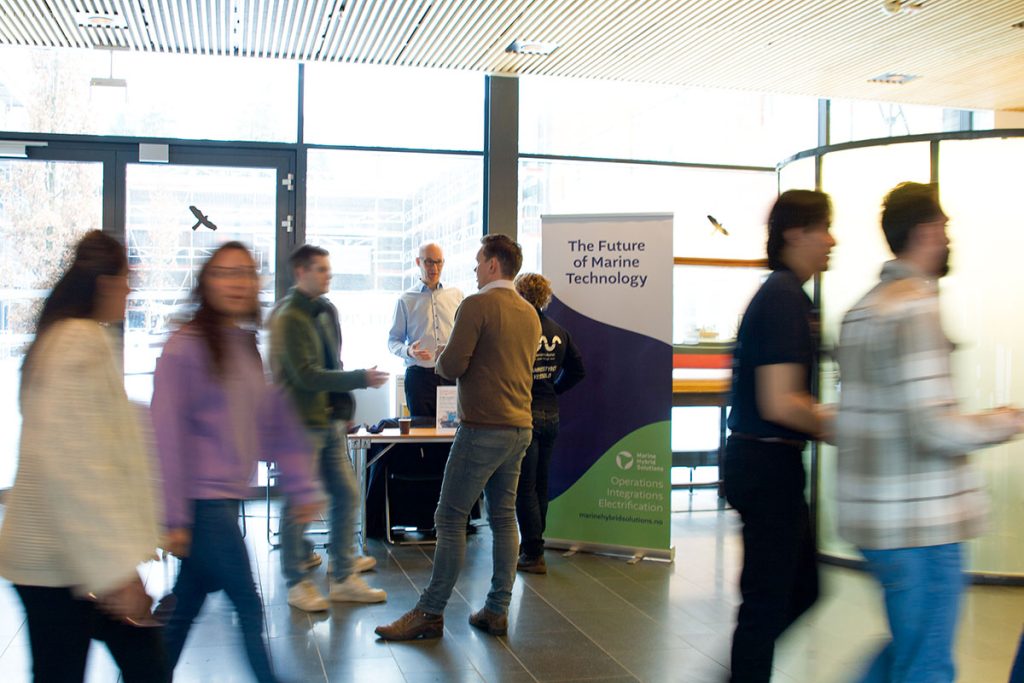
[271,244,389,612]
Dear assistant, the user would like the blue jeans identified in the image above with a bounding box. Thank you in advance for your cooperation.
[858,544,965,683]
[282,423,358,585]
[164,500,277,683]
[516,411,559,558]
[417,424,532,616]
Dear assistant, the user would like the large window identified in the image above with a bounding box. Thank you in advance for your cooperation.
[0,159,102,488]
[305,149,484,378]
[673,263,767,347]
[303,63,484,151]
[518,159,777,273]
[828,98,986,145]
[517,76,789,483]
[0,46,298,142]
[520,76,818,167]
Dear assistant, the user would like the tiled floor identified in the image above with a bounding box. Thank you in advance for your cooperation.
[1,498,1022,682]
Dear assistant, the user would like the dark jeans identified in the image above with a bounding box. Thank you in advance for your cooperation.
[1011,628,1024,683]
[723,437,819,683]
[404,365,455,418]
[515,412,559,558]
[164,500,278,683]
[15,584,168,683]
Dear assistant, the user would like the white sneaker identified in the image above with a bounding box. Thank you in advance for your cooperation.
[328,555,377,575]
[329,575,387,603]
[301,552,323,571]
[287,579,329,612]
[354,555,377,573]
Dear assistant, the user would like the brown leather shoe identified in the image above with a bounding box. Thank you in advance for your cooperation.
[469,608,508,636]
[375,608,444,641]
[517,553,547,574]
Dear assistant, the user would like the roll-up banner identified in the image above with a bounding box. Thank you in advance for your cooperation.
[541,214,674,561]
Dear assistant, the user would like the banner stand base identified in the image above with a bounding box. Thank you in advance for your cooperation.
[546,538,675,564]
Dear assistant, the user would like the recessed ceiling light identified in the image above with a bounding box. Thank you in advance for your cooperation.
[506,40,559,56]
[90,77,128,89]
[73,10,129,29]
[868,72,920,85]
[881,1,925,15]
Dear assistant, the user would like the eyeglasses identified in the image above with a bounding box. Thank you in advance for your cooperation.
[422,258,444,268]
[208,266,258,280]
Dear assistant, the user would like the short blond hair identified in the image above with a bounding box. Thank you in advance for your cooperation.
[514,272,552,310]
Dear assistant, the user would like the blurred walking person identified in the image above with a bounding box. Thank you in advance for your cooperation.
[0,231,167,682]
[270,244,389,612]
[151,242,321,683]
[724,190,835,682]
[836,183,1024,683]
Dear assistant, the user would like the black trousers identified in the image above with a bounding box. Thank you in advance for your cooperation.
[723,437,819,683]
[404,365,455,418]
[515,412,560,558]
[14,584,168,683]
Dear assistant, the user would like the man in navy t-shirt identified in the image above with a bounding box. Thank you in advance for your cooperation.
[724,189,835,683]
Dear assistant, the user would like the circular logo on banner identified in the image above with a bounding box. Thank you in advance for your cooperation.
[615,451,635,470]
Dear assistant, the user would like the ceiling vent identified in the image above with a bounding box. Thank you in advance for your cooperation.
[506,40,559,56]
[73,10,129,29]
[868,72,920,85]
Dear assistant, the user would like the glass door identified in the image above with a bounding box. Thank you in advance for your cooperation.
[123,151,292,403]
[0,157,104,488]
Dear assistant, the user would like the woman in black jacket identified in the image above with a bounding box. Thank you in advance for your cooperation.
[513,273,585,574]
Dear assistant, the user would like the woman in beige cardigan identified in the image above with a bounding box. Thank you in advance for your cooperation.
[0,231,166,682]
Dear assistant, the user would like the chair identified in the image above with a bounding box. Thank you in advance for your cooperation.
[378,443,448,544]
[384,454,444,544]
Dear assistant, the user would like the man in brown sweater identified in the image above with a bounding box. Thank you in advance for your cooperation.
[376,234,540,641]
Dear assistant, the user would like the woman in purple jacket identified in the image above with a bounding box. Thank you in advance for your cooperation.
[151,242,321,683]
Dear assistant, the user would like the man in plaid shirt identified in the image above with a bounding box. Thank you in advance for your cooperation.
[836,181,1023,683]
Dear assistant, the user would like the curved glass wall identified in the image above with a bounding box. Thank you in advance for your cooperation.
[778,155,815,193]
[786,132,1024,577]
[938,138,1024,575]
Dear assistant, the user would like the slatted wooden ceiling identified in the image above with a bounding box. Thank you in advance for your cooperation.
[1,0,1022,110]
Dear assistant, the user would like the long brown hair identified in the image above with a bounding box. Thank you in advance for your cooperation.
[21,230,127,388]
[187,241,262,377]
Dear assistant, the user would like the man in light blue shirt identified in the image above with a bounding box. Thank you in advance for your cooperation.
[388,242,463,417]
